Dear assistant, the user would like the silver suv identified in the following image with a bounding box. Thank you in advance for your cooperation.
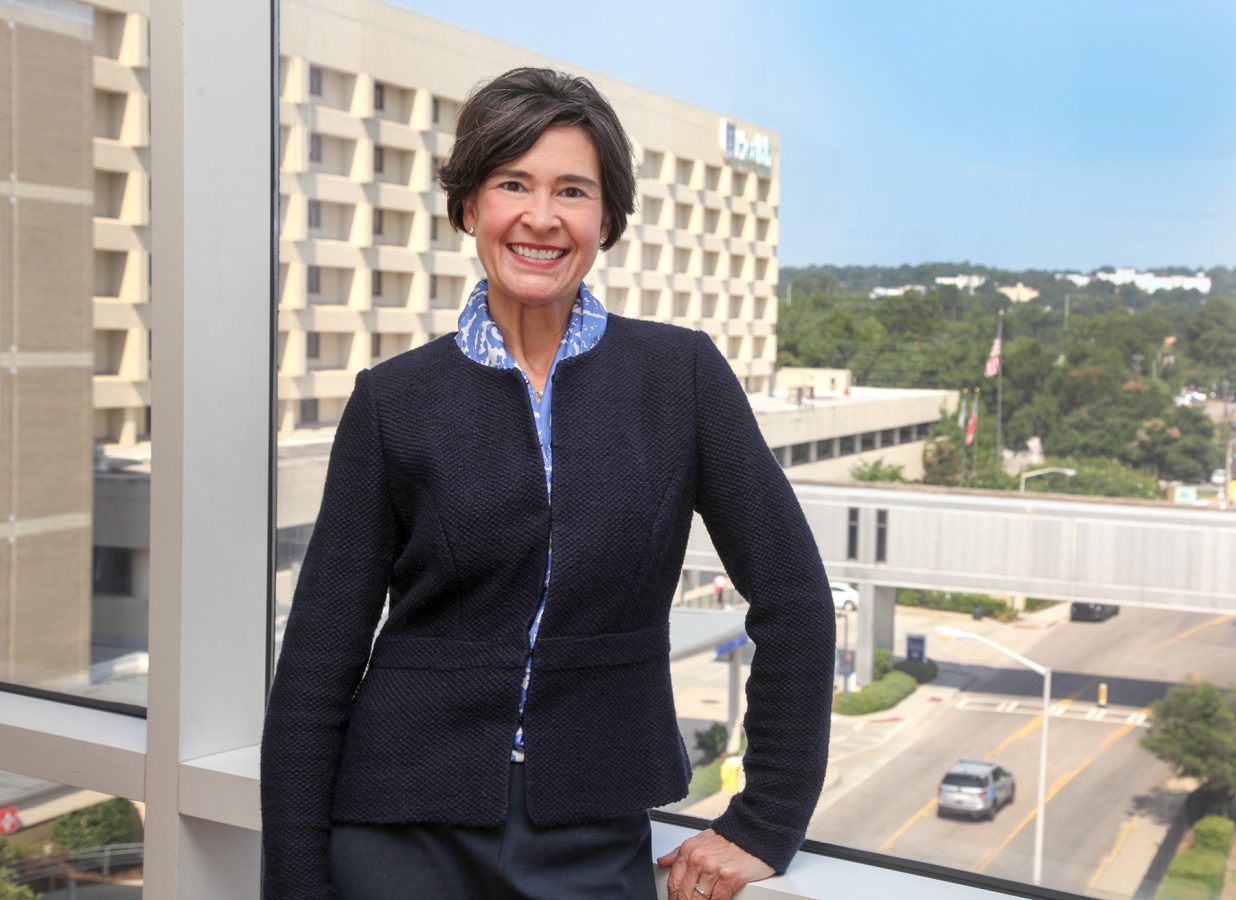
[937,759,1015,820]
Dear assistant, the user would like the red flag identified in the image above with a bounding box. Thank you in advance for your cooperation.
[964,395,978,446]
[984,319,1003,378]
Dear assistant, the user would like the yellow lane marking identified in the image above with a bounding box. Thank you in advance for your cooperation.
[1086,817,1137,895]
[878,798,937,852]
[1161,614,1233,647]
[976,719,1139,872]
[879,679,1097,853]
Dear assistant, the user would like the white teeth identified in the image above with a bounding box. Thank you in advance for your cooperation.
[511,245,566,261]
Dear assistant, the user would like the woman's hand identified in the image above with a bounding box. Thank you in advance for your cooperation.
[657,828,774,900]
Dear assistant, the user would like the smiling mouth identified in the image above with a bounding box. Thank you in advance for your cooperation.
[510,244,567,261]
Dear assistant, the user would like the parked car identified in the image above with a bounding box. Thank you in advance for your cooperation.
[831,582,859,611]
[1070,602,1119,622]
[937,759,1015,820]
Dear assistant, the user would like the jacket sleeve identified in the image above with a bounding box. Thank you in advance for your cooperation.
[692,330,835,873]
[260,369,400,899]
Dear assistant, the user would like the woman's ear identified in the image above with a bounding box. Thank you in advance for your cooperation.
[462,196,477,235]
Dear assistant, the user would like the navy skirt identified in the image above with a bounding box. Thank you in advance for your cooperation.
[329,764,657,899]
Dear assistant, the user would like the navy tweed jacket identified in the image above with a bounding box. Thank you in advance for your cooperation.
[260,316,835,898]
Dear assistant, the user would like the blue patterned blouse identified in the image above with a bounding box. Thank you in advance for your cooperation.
[454,280,608,761]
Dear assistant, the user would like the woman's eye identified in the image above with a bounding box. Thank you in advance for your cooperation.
[498,181,524,192]
[561,186,585,198]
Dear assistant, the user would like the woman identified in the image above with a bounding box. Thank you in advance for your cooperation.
[261,67,835,900]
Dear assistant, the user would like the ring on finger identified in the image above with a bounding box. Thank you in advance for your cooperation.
[694,883,710,897]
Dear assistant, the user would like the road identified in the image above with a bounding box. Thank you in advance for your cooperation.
[817,605,1234,896]
[671,603,1235,898]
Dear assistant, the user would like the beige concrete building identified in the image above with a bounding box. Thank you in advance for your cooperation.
[0,0,96,688]
[276,0,782,433]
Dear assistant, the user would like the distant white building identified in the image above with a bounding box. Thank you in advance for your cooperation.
[870,285,926,298]
[1092,267,1211,294]
[935,274,987,292]
[1057,273,1092,288]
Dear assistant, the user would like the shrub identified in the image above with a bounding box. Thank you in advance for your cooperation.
[894,658,939,684]
[834,671,917,716]
[694,723,728,764]
[896,589,1017,622]
[874,647,893,681]
[1166,847,1226,894]
[1193,815,1234,854]
[1024,598,1059,612]
[51,797,137,851]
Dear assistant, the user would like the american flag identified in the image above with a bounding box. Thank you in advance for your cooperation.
[984,319,1003,378]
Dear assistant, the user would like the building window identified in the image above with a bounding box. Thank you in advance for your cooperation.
[899,425,913,443]
[306,332,320,358]
[306,265,321,294]
[429,274,438,299]
[791,442,811,466]
[300,398,319,425]
[876,510,888,563]
[373,145,384,174]
[371,333,381,358]
[92,546,133,595]
[839,435,856,455]
[430,216,438,241]
[847,508,859,561]
[431,97,440,123]
[374,82,385,111]
[916,422,932,439]
[309,65,322,97]
[307,200,320,229]
[373,208,384,236]
[371,271,383,297]
[880,428,895,447]
[816,438,836,459]
[308,132,322,163]
[860,431,876,451]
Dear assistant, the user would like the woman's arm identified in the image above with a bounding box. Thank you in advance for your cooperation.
[260,369,400,899]
[672,331,836,889]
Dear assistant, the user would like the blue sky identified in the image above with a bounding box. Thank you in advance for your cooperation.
[392,1,1236,271]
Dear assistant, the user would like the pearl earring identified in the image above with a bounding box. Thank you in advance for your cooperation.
[467,226,475,236]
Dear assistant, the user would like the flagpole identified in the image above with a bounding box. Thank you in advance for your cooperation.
[958,387,968,481]
[996,309,1005,470]
[972,387,981,474]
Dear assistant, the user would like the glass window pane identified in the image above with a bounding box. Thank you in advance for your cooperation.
[272,6,1235,898]
[0,767,144,894]
[3,0,150,708]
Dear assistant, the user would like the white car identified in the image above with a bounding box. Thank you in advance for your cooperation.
[832,582,859,611]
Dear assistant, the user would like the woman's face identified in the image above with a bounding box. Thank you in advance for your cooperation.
[463,125,606,314]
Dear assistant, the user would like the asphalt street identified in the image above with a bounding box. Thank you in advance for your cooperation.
[670,601,1236,898]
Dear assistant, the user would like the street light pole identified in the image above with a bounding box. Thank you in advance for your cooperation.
[936,625,1052,886]
[1019,466,1078,494]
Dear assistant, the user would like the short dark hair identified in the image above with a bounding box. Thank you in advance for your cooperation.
[438,68,636,251]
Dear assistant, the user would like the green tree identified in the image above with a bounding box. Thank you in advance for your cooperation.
[1021,457,1163,500]
[51,797,136,851]
[849,459,906,482]
[1141,682,1236,799]
[0,869,36,900]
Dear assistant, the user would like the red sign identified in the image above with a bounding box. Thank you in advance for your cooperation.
[0,806,20,834]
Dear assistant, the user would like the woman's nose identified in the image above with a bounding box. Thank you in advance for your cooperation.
[521,192,559,231]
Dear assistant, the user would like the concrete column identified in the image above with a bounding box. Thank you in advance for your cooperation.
[855,583,897,685]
